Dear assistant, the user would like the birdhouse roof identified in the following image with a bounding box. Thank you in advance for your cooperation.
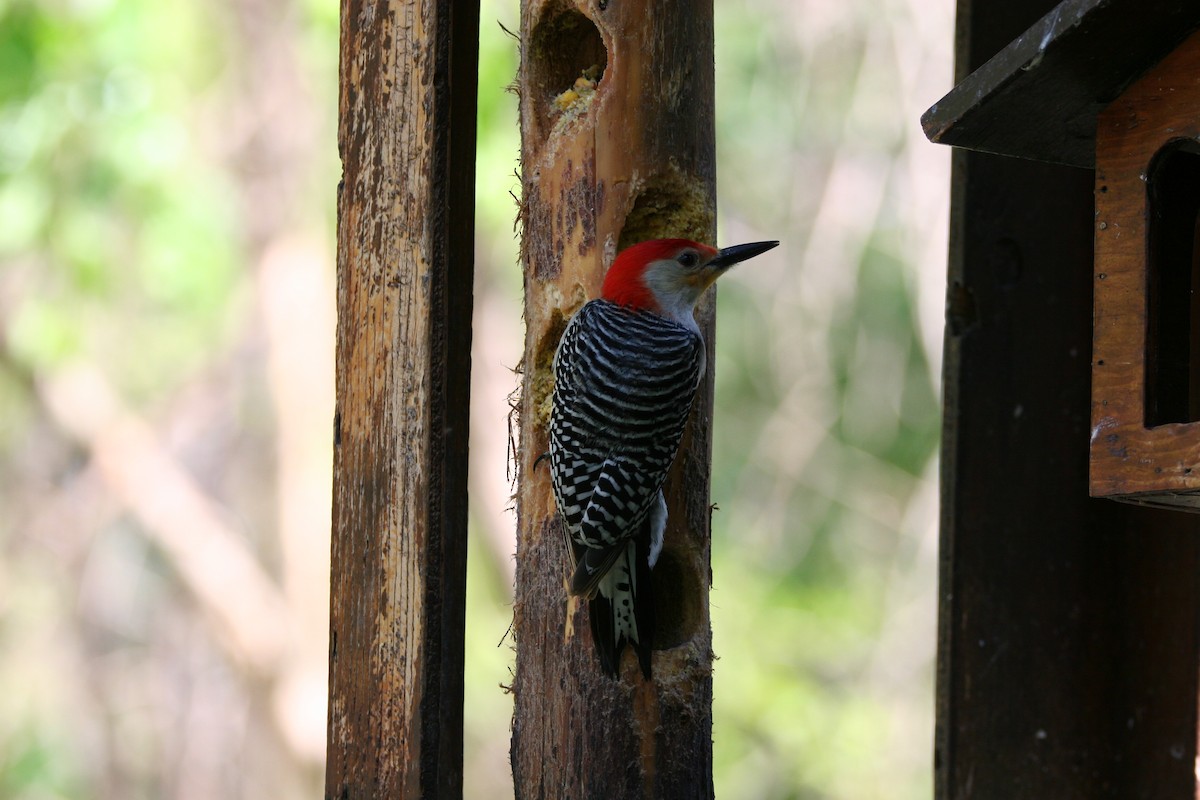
[922,0,1200,168]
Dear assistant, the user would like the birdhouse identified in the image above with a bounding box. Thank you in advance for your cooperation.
[922,0,1200,509]
[1092,32,1200,507]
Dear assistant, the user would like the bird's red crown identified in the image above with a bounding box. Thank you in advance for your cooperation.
[601,238,718,311]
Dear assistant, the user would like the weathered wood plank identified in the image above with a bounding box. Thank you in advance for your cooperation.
[326,0,479,796]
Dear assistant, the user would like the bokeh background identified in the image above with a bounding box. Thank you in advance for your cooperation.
[0,0,952,797]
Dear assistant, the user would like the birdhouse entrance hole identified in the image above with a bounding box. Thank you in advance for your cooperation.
[1145,139,1200,427]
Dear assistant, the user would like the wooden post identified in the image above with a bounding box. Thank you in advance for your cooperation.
[326,0,479,797]
[510,1,716,797]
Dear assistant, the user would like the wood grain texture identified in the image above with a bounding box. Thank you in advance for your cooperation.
[1091,28,1200,506]
[326,0,479,796]
[511,1,716,797]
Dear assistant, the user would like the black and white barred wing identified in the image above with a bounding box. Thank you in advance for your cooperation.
[548,299,704,596]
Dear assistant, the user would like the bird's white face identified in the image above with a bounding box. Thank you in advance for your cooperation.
[640,247,720,329]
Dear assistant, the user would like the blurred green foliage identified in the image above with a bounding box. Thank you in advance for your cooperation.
[0,0,242,403]
[707,2,944,797]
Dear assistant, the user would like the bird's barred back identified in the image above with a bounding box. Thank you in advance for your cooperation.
[549,299,704,550]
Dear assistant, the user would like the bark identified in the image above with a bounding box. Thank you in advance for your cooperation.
[326,0,479,796]
[511,1,717,797]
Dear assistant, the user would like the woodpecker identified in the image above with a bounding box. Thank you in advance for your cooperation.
[549,237,779,678]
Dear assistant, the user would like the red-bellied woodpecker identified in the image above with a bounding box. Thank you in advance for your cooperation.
[549,237,779,678]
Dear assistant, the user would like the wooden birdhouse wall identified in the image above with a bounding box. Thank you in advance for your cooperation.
[1092,28,1200,507]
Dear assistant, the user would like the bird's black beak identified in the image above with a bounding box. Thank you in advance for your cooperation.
[708,240,779,270]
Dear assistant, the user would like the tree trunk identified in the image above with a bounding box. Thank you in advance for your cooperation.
[511,1,717,797]
[326,0,479,797]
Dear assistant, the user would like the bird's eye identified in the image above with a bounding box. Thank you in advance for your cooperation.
[676,251,699,268]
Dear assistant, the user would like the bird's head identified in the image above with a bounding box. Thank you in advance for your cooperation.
[601,238,779,324]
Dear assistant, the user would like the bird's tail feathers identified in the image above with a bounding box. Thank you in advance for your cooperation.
[588,523,655,679]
